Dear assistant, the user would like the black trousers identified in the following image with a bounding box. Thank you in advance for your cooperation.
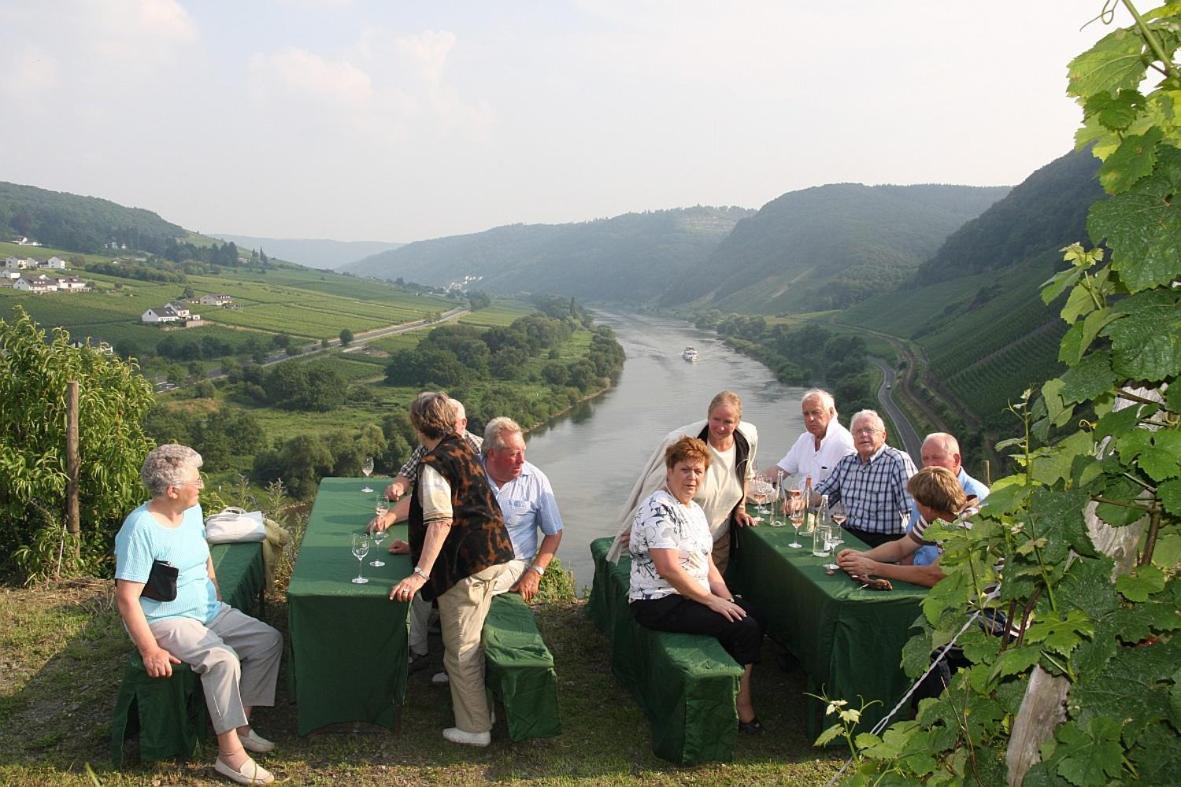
[845,527,904,549]
[630,594,764,666]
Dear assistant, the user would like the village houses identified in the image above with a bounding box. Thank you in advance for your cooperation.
[141,302,201,326]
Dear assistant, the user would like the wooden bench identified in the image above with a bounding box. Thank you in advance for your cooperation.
[482,592,561,740]
[587,537,743,764]
[110,542,266,766]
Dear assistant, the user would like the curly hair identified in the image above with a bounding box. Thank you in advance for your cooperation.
[664,436,711,470]
[141,443,203,497]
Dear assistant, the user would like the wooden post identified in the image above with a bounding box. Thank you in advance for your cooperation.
[66,380,81,559]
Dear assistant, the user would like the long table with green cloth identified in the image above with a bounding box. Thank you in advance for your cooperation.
[111,540,265,765]
[729,522,928,738]
[288,477,412,735]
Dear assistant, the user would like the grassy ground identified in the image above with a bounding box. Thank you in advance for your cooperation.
[0,577,844,786]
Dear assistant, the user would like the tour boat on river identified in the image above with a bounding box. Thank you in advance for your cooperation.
[682,346,699,362]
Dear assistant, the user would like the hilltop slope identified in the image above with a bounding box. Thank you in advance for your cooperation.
[661,183,1009,312]
[213,235,402,270]
[343,206,753,301]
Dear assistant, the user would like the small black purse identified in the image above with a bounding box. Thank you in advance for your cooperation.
[140,560,179,602]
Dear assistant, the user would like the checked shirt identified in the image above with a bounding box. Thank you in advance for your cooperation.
[813,445,917,536]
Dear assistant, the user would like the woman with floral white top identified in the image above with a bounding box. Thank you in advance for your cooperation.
[628,436,765,734]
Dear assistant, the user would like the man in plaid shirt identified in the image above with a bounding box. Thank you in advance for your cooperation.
[813,410,917,548]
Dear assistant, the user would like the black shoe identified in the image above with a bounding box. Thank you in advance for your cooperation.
[738,717,764,734]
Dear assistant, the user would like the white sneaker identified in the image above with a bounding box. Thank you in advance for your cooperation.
[237,729,275,754]
[442,727,491,747]
[214,756,274,785]
[431,671,450,685]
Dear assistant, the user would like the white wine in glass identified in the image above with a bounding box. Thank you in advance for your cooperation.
[361,456,375,493]
[351,533,370,584]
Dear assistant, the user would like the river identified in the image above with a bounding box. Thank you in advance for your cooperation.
[525,311,806,587]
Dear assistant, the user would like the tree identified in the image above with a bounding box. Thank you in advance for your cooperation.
[0,307,154,579]
[339,328,354,347]
[846,5,1181,784]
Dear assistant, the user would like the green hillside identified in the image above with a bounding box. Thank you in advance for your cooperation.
[837,149,1103,434]
[343,206,753,302]
[0,181,188,254]
[213,234,402,270]
[661,183,1009,312]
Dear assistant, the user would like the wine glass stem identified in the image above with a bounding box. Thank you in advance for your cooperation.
[357,560,364,581]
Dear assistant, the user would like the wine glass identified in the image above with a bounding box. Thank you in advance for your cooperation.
[787,484,804,548]
[370,497,388,567]
[830,500,848,530]
[824,524,844,572]
[351,532,370,584]
[361,456,375,493]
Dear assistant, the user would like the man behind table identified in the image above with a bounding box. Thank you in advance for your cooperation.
[812,409,917,548]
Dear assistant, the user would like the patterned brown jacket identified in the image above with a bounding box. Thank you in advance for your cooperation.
[409,433,514,600]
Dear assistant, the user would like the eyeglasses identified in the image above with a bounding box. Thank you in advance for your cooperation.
[175,474,205,489]
[852,427,883,436]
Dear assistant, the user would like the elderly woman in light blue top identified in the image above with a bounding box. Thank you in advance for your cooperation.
[114,444,283,786]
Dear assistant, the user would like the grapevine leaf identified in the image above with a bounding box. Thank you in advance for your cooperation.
[900,628,933,679]
[1138,445,1180,481]
[1116,428,1152,463]
[1071,638,1181,740]
[1032,432,1094,486]
[1102,305,1181,381]
[979,475,1029,515]
[1041,378,1070,427]
[1161,479,1181,516]
[1168,381,1181,413]
[1058,320,1085,365]
[1152,532,1181,569]
[1116,564,1166,602]
[1041,260,1085,304]
[1024,610,1094,657]
[1023,761,1072,787]
[814,723,845,748]
[1099,127,1162,192]
[1059,351,1115,403]
[1087,147,1181,293]
[1084,88,1143,131]
[1067,28,1148,98]
[1072,624,1118,675]
[1171,669,1181,730]
[1029,487,1095,563]
[1113,593,1181,642]
[1077,308,1120,361]
[1155,429,1181,461]
[1128,723,1181,786]
[991,645,1041,680]
[1093,402,1141,439]
[1060,281,1098,323]
[1059,555,1119,620]
[1053,718,1124,787]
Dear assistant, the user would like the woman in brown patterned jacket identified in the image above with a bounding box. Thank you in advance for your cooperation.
[388,392,514,747]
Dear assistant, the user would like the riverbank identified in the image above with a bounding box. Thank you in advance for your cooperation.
[0,579,844,785]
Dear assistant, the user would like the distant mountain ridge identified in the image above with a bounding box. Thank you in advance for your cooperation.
[663,183,1010,312]
[212,234,402,270]
[0,181,186,254]
[343,206,753,302]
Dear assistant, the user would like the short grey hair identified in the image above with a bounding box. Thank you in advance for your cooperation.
[450,398,467,422]
[802,388,837,415]
[850,410,885,433]
[141,444,203,497]
[484,416,523,453]
[923,432,960,456]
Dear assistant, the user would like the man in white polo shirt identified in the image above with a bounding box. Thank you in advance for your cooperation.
[481,416,564,602]
[774,389,855,485]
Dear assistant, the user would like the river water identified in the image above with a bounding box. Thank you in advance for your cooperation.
[525,311,806,587]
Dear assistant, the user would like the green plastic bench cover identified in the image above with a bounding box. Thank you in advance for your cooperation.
[588,537,742,764]
[482,592,561,740]
[110,541,265,766]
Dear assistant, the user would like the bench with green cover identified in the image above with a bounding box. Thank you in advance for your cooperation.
[482,592,560,740]
[587,537,743,765]
[110,541,266,766]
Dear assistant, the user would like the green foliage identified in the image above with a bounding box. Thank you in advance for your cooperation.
[0,307,154,580]
[263,362,345,411]
[339,327,353,346]
[533,557,577,604]
[843,5,1181,783]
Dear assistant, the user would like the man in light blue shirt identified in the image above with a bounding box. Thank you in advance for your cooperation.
[482,416,564,602]
[908,433,989,565]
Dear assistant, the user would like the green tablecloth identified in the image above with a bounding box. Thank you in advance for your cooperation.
[111,541,265,766]
[729,523,927,738]
[588,537,742,764]
[483,593,561,740]
[288,477,411,735]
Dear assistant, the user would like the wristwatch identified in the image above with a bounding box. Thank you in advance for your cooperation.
[529,564,545,577]
[412,566,429,580]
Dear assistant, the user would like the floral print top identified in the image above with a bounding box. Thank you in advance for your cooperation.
[628,488,712,601]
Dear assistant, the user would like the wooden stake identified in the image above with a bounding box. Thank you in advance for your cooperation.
[66,380,81,558]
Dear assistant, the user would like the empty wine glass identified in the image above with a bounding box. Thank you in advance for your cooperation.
[361,456,374,493]
[351,532,370,584]
[370,497,388,567]
[824,524,844,572]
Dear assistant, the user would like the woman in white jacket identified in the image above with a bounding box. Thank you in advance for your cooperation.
[608,390,758,573]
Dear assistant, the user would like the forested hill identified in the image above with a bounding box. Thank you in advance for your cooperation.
[342,207,753,302]
[0,181,186,254]
[212,235,402,270]
[837,147,1105,437]
[913,147,1103,284]
[660,183,1009,312]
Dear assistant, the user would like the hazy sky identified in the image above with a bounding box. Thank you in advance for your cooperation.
[0,1,1114,243]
